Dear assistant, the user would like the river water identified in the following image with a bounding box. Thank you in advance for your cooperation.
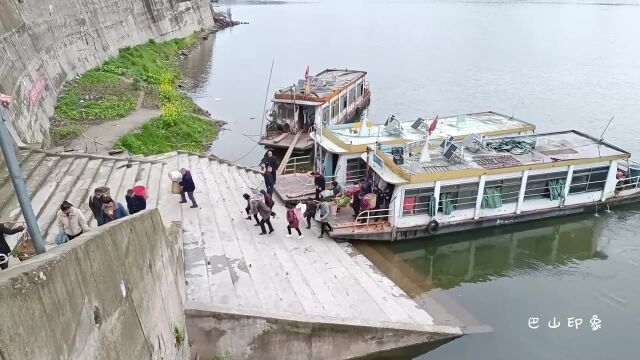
[181,1,640,358]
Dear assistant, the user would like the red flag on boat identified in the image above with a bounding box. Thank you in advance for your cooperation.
[428,115,438,134]
[304,65,310,80]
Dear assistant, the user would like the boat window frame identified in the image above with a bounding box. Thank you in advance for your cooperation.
[357,80,364,98]
[569,166,610,194]
[348,87,356,107]
[346,157,367,182]
[330,99,339,119]
[402,186,435,216]
[439,182,480,211]
[524,171,568,200]
[485,178,522,204]
[340,93,348,114]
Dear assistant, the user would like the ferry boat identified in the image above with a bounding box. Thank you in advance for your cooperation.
[274,111,536,200]
[328,127,640,242]
[260,69,370,151]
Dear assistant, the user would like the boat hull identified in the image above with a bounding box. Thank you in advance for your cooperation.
[329,192,640,242]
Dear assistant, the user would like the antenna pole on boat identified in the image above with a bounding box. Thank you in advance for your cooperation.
[597,115,615,157]
[260,59,275,139]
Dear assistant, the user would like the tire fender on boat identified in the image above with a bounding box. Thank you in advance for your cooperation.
[426,219,439,234]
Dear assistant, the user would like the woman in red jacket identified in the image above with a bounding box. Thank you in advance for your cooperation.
[285,204,303,239]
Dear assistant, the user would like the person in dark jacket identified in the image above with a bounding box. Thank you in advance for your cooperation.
[314,172,326,200]
[352,187,362,219]
[303,200,318,229]
[259,190,277,217]
[256,199,275,235]
[263,166,275,195]
[265,151,279,184]
[179,168,198,208]
[101,197,129,224]
[0,223,25,270]
[125,189,147,214]
[88,186,110,226]
[243,193,260,225]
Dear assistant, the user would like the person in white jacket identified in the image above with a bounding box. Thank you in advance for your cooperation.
[57,201,89,241]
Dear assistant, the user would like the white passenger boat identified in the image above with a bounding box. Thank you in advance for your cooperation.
[328,126,640,242]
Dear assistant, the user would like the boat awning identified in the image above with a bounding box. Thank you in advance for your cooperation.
[311,132,351,154]
[272,99,324,106]
[360,152,409,185]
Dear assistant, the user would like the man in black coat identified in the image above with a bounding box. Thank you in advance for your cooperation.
[0,223,25,270]
[179,168,198,208]
[264,166,275,195]
[265,151,279,184]
[314,172,326,200]
[125,189,147,214]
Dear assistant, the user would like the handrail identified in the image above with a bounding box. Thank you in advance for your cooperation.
[283,154,312,174]
[352,208,391,231]
[616,175,640,190]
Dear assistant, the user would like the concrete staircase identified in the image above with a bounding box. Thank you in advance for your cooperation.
[0,148,457,333]
[0,149,166,249]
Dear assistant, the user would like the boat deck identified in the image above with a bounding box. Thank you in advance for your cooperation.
[385,130,629,177]
[273,172,315,202]
[260,132,314,151]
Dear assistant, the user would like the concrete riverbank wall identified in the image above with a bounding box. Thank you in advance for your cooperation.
[0,209,189,359]
[0,0,214,145]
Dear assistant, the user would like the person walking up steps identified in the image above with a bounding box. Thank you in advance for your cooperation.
[257,198,275,235]
[89,186,110,226]
[303,200,318,229]
[263,165,275,195]
[285,204,303,239]
[101,197,129,225]
[0,223,25,270]
[179,168,198,208]
[243,193,260,225]
[318,201,333,238]
[56,201,89,242]
[260,190,277,217]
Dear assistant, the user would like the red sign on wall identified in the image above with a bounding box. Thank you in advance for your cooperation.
[29,75,47,104]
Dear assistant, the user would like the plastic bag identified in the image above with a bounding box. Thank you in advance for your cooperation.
[55,233,69,245]
[168,171,182,181]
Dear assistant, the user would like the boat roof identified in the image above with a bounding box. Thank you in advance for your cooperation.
[273,69,366,104]
[314,111,536,154]
[373,130,630,183]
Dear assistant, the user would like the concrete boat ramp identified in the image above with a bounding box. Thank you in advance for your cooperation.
[0,148,461,359]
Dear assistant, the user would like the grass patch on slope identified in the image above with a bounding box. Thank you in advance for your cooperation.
[50,33,216,153]
[115,72,218,154]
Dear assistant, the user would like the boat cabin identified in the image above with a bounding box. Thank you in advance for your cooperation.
[261,69,370,151]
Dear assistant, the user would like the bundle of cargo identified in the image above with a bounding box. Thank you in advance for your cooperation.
[168,171,182,194]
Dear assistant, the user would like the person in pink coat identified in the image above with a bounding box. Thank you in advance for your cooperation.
[285,204,303,239]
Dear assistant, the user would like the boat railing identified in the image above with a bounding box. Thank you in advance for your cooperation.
[283,154,312,174]
[616,175,640,191]
[352,208,391,231]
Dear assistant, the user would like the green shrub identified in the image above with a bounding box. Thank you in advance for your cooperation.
[51,125,82,139]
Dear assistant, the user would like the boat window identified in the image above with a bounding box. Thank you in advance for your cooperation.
[357,81,364,98]
[485,178,521,205]
[331,100,339,119]
[403,187,435,216]
[340,94,347,112]
[322,106,330,125]
[569,166,609,194]
[439,183,479,212]
[348,87,356,106]
[346,158,367,182]
[277,104,294,122]
[524,171,567,200]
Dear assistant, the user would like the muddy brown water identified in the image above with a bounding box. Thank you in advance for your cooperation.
[181,1,640,358]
